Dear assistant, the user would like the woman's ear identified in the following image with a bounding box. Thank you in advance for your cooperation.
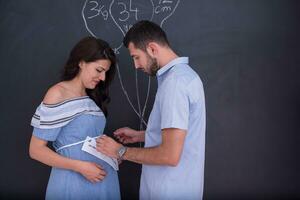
[79,60,85,69]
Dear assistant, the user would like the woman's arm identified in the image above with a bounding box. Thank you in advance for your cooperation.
[29,135,106,183]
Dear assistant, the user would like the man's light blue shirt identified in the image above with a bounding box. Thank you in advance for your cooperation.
[140,57,206,200]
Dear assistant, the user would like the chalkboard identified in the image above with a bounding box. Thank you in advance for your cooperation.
[0,0,300,199]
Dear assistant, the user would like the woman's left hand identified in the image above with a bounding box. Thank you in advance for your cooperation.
[96,135,122,158]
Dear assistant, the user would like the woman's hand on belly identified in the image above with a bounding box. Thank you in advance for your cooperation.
[74,160,106,183]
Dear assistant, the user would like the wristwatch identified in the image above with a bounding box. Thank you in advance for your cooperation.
[117,146,127,160]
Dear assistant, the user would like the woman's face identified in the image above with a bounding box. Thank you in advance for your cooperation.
[79,59,111,89]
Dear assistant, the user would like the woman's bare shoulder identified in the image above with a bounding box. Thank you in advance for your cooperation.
[42,83,66,104]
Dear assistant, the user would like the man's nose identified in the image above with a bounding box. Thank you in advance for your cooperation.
[135,63,143,70]
[135,65,141,69]
[134,61,141,69]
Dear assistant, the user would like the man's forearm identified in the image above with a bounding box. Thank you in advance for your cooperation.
[121,129,186,166]
[123,146,178,166]
[98,129,185,166]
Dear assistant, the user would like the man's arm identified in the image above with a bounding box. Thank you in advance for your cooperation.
[97,128,186,166]
[124,128,186,166]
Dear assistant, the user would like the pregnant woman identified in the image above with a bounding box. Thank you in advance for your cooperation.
[29,36,120,200]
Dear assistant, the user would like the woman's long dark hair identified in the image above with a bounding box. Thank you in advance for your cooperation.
[61,36,116,117]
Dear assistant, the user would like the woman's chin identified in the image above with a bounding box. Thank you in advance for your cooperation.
[85,85,96,90]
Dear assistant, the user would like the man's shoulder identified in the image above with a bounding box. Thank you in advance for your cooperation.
[169,64,202,87]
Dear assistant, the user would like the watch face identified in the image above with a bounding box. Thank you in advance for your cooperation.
[118,146,126,157]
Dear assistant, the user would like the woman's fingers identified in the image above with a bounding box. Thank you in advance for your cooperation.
[88,173,105,183]
[95,163,103,170]
[97,173,105,181]
[94,163,106,176]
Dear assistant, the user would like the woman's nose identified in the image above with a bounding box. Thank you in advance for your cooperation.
[99,72,105,81]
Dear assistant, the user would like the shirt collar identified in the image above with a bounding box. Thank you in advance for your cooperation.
[157,57,189,77]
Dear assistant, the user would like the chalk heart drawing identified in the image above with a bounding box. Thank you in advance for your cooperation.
[82,0,180,127]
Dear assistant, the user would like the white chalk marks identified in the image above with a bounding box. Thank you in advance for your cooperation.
[82,0,180,128]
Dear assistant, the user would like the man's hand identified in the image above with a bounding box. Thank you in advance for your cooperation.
[114,127,145,144]
[96,135,122,158]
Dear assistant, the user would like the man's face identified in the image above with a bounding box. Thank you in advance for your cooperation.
[128,42,159,76]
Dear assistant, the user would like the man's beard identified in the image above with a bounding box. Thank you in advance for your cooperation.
[146,54,159,76]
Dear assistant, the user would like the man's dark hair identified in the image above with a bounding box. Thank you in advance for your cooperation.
[123,20,170,51]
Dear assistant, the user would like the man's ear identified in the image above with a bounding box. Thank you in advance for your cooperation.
[146,42,158,57]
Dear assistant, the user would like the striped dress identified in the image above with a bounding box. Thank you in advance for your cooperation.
[31,96,120,200]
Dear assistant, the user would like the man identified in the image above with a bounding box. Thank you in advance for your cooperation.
[96,20,206,200]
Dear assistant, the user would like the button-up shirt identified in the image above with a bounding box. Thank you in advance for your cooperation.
[140,57,206,200]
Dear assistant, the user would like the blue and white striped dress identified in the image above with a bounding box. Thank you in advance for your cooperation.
[31,96,120,200]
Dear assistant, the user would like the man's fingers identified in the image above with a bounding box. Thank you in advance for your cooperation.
[96,145,104,153]
[123,139,130,144]
[115,136,121,141]
[114,128,128,136]
[96,136,108,146]
[115,135,124,143]
[99,135,113,144]
[113,129,123,136]
[96,146,108,156]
